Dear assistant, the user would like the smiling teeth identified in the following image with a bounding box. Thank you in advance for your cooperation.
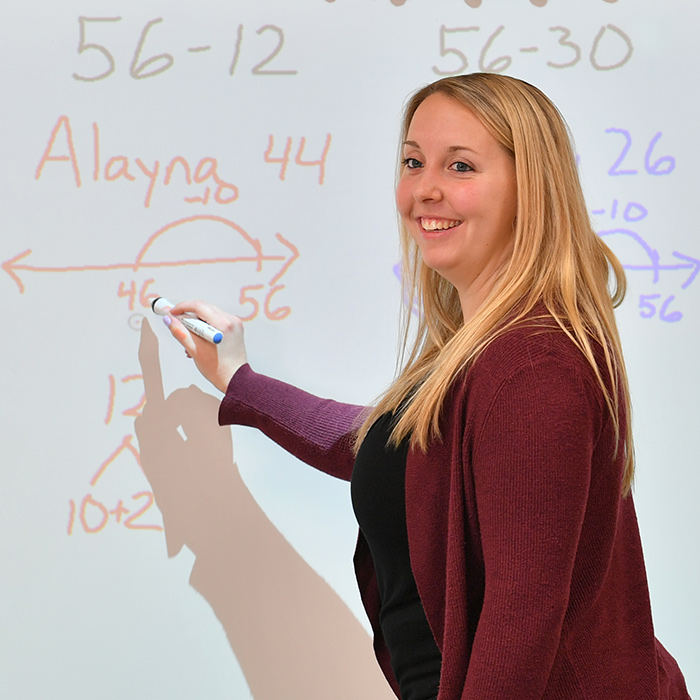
[421,218,461,231]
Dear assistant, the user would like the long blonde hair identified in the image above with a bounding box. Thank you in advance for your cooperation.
[357,73,635,495]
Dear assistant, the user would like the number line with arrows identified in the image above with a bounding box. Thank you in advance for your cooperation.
[2,215,299,294]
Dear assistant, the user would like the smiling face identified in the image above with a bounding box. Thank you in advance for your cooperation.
[396,92,518,319]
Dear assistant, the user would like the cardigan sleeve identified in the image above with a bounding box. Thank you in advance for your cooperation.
[218,364,367,482]
[462,349,604,699]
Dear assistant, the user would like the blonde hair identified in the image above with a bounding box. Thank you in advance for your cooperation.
[357,73,634,495]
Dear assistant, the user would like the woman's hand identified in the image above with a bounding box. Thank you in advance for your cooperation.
[163,300,247,394]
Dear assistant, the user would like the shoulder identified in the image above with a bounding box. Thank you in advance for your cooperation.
[479,317,594,377]
[458,315,607,430]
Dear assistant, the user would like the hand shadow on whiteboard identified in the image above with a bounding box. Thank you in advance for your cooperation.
[135,320,393,700]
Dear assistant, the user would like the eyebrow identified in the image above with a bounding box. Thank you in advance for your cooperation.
[402,140,477,154]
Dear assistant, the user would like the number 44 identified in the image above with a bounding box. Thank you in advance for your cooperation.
[264,134,332,184]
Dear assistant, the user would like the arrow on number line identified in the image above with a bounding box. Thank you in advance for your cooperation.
[598,228,699,287]
[618,252,700,288]
[2,216,299,294]
[672,251,700,289]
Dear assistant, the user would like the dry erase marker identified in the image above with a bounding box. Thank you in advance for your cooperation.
[151,297,224,344]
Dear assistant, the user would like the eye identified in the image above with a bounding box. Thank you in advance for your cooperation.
[450,161,473,173]
[402,157,423,169]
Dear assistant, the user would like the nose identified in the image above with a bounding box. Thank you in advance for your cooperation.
[413,167,443,202]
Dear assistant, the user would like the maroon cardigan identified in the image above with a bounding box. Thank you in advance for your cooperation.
[218,323,690,700]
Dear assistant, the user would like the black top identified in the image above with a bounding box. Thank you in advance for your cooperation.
[351,411,441,700]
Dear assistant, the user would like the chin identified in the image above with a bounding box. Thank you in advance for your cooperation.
[420,260,460,288]
[419,249,454,274]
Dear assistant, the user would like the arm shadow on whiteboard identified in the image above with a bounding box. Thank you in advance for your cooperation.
[135,320,393,700]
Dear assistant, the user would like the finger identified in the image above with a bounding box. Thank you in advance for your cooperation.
[169,300,240,330]
[169,299,220,322]
[164,313,200,357]
[138,319,165,405]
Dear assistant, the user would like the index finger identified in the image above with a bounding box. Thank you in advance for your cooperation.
[138,318,165,405]
[169,299,239,329]
[169,299,219,320]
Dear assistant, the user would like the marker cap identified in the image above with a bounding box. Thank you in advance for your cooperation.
[151,297,174,316]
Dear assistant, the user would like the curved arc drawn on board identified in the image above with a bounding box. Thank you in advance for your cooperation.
[1,215,300,293]
[597,227,700,287]
[132,214,264,272]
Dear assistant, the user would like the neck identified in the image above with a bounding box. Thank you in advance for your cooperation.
[456,273,497,324]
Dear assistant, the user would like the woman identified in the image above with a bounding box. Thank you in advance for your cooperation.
[161,74,691,699]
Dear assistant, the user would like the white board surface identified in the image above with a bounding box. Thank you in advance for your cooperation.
[1,1,697,698]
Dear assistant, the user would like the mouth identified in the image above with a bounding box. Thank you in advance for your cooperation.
[418,217,462,234]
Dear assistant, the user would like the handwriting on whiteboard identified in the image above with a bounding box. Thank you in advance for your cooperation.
[68,374,163,536]
[460,0,619,7]
[334,0,619,6]
[591,127,699,322]
[432,24,633,75]
[35,116,238,207]
[34,116,334,208]
[604,129,675,177]
[72,18,297,82]
[3,215,300,323]
[265,135,333,185]
[595,201,698,324]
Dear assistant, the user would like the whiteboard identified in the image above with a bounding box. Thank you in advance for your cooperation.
[1,1,697,698]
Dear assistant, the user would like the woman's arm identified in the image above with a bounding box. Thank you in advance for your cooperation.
[219,364,365,482]
[162,300,365,482]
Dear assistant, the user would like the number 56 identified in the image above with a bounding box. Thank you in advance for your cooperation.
[638,294,682,322]
[239,284,291,321]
